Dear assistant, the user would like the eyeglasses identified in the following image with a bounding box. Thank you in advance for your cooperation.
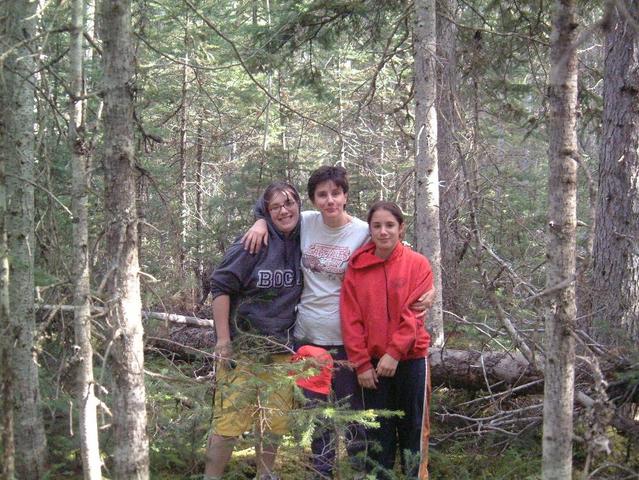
[268,199,297,214]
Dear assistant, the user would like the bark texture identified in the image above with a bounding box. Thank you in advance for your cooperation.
[592,1,639,345]
[101,0,150,477]
[0,158,14,480]
[1,1,48,477]
[178,22,190,275]
[436,0,464,317]
[414,0,444,347]
[543,1,579,479]
[430,348,540,391]
[69,0,102,476]
[0,28,15,480]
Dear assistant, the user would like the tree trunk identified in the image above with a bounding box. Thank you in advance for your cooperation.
[262,0,273,154]
[101,0,150,477]
[194,118,204,282]
[178,19,190,276]
[1,1,48,477]
[592,1,639,345]
[0,115,15,480]
[436,0,464,317]
[414,0,444,347]
[69,0,102,476]
[543,1,579,479]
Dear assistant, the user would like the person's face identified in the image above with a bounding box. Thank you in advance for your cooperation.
[311,180,347,221]
[267,190,300,236]
[369,209,404,254]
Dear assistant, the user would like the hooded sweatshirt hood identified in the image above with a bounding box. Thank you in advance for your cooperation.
[254,188,302,241]
[209,184,303,351]
[340,240,433,373]
[348,240,403,270]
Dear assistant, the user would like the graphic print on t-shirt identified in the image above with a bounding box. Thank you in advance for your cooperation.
[302,243,351,277]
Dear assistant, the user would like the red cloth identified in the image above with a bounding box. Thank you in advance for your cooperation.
[340,241,433,375]
[291,345,334,395]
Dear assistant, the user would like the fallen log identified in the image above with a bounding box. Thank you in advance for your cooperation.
[37,304,639,439]
[141,311,214,328]
[37,304,637,404]
[429,348,541,392]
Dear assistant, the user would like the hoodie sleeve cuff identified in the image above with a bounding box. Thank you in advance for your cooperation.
[386,347,402,362]
[356,361,374,375]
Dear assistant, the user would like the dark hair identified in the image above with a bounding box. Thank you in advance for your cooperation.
[263,181,301,216]
[367,201,404,225]
[307,165,349,201]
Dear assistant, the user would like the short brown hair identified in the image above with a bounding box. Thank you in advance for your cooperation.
[307,165,349,201]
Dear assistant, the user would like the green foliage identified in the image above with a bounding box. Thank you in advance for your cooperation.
[146,365,211,476]
[430,444,542,480]
[23,0,637,477]
[39,364,84,478]
[34,268,63,288]
[428,388,543,480]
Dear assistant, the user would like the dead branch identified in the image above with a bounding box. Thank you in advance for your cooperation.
[36,304,215,328]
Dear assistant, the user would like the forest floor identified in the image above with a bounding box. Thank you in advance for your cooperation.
[41,339,637,479]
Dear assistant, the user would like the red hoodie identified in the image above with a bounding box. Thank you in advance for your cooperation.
[340,241,433,375]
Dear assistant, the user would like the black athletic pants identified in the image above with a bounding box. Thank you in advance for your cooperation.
[361,357,427,479]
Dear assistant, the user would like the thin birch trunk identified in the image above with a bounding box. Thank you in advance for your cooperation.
[277,72,289,166]
[262,0,272,154]
[1,1,48,477]
[338,51,346,167]
[195,119,204,281]
[414,0,444,347]
[543,1,579,478]
[101,0,149,477]
[69,0,102,476]
[263,73,272,152]
[179,19,190,275]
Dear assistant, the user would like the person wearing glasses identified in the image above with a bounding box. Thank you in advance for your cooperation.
[204,181,302,480]
[243,167,435,479]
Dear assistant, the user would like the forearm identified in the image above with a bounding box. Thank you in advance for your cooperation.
[212,294,232,344]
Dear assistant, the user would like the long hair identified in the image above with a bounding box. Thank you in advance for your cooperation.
[366,201,404,225]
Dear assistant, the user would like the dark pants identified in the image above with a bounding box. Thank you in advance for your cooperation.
[361,357,427,479]
[298,344,365,479]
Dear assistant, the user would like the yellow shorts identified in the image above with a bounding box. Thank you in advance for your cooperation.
[211,353,293,437]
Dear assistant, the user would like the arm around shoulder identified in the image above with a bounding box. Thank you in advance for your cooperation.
[241,218,269,253]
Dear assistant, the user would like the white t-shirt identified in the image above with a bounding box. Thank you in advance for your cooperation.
[294,211,370,345]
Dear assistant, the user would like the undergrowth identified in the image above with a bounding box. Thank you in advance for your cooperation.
[27,343,639,479]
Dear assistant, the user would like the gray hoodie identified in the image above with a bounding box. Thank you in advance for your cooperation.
[209,188,302,351]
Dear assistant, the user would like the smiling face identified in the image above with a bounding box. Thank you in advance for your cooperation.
[267,189,300,236]
[369,208,405,259]
[311,180,348,226]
